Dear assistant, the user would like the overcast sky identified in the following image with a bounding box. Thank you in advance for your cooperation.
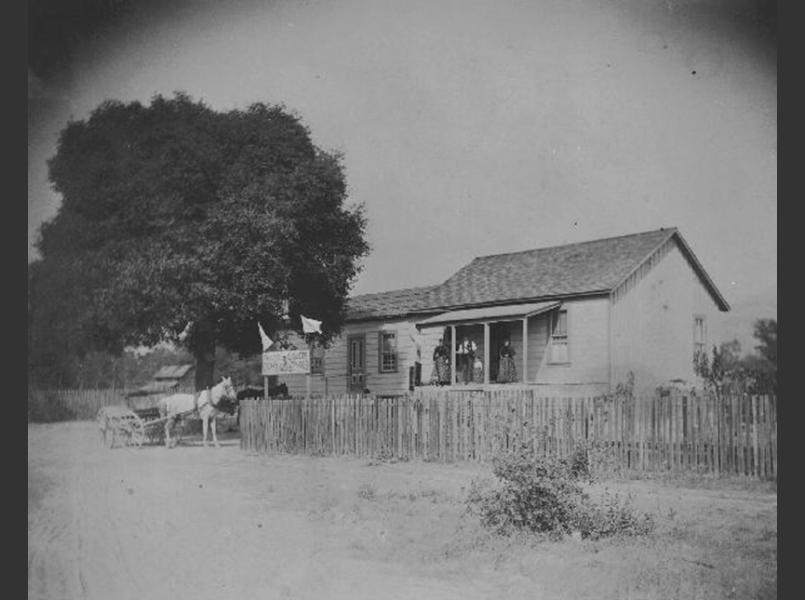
[28,0,776,317]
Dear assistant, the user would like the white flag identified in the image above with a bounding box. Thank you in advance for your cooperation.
[178,321,192,342]
[258,322,273,352]
[301,315,322,334]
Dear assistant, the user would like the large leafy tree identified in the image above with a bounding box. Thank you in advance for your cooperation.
[30,93,369,389]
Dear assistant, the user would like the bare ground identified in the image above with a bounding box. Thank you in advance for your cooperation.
[28,422,776,600]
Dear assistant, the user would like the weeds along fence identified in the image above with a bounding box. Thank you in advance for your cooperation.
[239,390,777,479]
[28,388,128,422]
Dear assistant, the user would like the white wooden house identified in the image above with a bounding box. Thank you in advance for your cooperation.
[277,228,729,396]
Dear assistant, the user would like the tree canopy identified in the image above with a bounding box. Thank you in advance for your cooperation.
[752,318,777,369]
[29,93,369,389]
[694,318,777,396]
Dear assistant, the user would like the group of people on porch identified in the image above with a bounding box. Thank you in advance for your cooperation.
[429,335,517,385]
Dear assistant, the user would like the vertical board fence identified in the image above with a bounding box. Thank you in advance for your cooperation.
[240,390,777,479]
[28,388,129,421]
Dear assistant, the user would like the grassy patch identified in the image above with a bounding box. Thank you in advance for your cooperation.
[280,453,775,599]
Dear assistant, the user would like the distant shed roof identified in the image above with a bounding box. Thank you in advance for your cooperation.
[153,364,194,380]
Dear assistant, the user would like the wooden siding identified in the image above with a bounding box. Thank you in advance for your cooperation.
[278,319,426,396]
[535,297,610,388]
[527,315,549,382]
[611,241,726,392]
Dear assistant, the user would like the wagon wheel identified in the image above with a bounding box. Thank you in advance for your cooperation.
[109,416,130,448]
[124,414,146,448]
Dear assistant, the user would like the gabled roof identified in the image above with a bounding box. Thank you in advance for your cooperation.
[344,228,729,322]
[346,285,439,321]
[422,228,729,312]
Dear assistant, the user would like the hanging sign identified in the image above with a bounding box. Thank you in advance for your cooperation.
[262,350,311,375]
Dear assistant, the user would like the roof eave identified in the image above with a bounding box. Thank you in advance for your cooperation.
[345,309,445,323]
[672,231,731,311]
[611,229,730,312]
[410,289,612,315]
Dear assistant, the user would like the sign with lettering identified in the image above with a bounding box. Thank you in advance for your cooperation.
[262,350,310,375]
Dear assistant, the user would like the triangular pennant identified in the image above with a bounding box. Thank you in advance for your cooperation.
[258,322,274,352]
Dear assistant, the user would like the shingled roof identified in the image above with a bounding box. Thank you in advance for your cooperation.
[346,285,439,321]
[345,228,729,321]
[424,228,728,311]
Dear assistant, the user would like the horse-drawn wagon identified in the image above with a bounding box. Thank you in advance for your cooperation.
[96,377,238,449]
[96,402,170,448]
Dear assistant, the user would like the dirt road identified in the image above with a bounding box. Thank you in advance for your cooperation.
[28,422,495,600]
[29,421,777,600]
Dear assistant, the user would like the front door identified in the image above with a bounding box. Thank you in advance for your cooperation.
[347,335,366,393]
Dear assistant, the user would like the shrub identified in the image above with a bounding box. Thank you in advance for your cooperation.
[565,445,592,481]
[467,448,584,537]
[566,438,623,481]
[467,444,655,540]
[572,490,656,540]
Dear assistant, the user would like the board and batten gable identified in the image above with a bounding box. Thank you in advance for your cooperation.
[278,318,428,396]
[609,236,727,392]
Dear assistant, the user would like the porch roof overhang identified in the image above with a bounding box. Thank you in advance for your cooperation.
[416,301,561,328]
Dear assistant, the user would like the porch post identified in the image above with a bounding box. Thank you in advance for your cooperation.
[483,322,490,385]
[522,317,529,384]
[450,325,457,385]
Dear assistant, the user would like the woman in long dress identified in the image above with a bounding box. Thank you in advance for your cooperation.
[430,338,451,385]
[472,355,484,384]
[496,339,517,383]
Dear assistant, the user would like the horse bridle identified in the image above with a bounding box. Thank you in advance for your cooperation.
[196,384,237,415]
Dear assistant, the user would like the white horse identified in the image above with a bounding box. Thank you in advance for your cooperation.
[158,377,237,448]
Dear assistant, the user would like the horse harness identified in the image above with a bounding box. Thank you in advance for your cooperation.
[195,386,237,417]
[194,388,219,415]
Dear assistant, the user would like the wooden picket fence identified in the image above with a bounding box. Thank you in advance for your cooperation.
[28,388,129,421]
[239,390,777,479]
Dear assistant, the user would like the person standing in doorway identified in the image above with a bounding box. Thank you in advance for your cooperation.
[457,336,477,384]
[430,337,451,385]
[496,339,517,383]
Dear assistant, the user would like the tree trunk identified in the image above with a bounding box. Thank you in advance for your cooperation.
[193,318,216,391]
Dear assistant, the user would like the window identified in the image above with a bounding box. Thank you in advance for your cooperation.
[378,331,398,373]
[693,315,707,358]
[310,342,325,375]
[549,309,569,363]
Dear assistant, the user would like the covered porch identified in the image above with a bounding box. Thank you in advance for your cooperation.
[416,301,560,386]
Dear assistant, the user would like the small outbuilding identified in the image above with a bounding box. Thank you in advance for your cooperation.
[125,364,195,410]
